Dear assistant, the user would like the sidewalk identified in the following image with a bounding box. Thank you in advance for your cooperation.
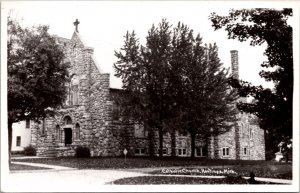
[4,169,149,192]
[11,156,54,159]
[11,161,74,171]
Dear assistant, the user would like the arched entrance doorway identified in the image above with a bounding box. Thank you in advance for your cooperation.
[63,116,73,146]
[64,128,72,145]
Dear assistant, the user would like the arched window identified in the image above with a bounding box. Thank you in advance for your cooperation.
[65,83,71,106]
[250,128,254,140]
[71,75,79,105]
[42,117,46,135]
[72,87,79,105]
[238,124,243,135]
[66,74,79,106]
[63,116,72,125]
[55,125,60,140]
[75,123,80,139]
[70,90,74,106]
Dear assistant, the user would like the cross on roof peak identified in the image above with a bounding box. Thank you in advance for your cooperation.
[73,19,80,32]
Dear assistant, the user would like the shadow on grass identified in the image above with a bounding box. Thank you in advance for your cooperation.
[111,175,282,185]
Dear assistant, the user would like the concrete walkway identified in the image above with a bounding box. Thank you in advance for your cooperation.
[11,161,74,171]
[11,156,55,159]
[3,169,150,192]
[252,176,292,184]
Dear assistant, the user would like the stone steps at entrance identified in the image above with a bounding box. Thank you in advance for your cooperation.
[39,149,59,157]
[39,147,71,157]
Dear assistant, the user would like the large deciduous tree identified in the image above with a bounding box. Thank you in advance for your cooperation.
[210,8,293,158]
[7,17,69,160]
[114,19,238,158]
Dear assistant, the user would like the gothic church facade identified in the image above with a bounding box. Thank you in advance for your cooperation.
[30,22,265,160]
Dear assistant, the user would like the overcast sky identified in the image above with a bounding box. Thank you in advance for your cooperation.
[2,1,297,88]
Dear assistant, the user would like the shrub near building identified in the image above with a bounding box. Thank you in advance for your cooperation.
[75,146,91,158]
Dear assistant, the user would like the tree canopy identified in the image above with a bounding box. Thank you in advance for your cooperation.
[114,19,238,157]
[7,17,69,156]
[210,8,293,157]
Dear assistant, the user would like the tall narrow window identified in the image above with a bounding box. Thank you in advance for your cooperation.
[75,123,80,139]
[16,136,21,146]
[60,129,63,142]
[71,75,79,106]
[66,86,71,106]
[70,91,74,106]
[73,85,79,105]
[42,118,45,135]
[56,125,60,140]
[26,119,30,129]
[250,128,253,140]
[238,124,243,135]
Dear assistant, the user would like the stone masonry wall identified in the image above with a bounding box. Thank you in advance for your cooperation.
[217,127,237,160]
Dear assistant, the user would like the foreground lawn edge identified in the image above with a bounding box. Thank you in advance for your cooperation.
[111,176,283,185]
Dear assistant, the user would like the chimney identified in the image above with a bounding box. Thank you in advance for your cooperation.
[230,50,239,79]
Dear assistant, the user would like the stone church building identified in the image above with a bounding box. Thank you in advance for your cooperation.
[30,20,265,160]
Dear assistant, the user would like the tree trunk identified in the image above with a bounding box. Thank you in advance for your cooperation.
[8,119,13,164]
[191,131,196,159]
[285,151,289,163]
[158,125,163,157]
[147,124,155,157]
[171,129,176,157]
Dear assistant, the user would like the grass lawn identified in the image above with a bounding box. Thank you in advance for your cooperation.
[9,163,50,171]
[112,176,281,185]
[14,156,290,169]
[14,156,292,179]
